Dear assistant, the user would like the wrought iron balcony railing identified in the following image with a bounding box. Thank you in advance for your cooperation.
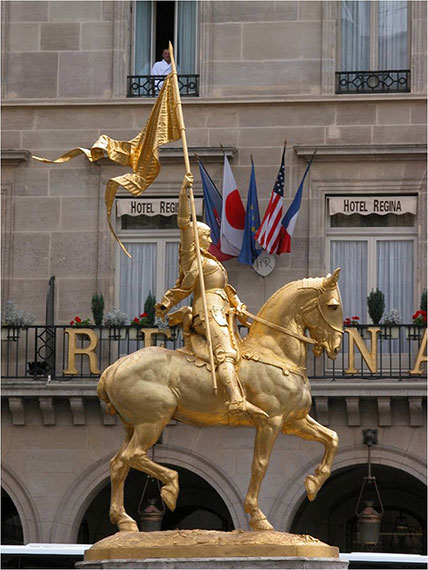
[336,69,411,94]
[127,74,199,98]
[1,324,426,382]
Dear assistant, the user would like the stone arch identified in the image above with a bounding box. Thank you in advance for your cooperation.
[50,443,248,543]
[1,464,41,543]
[269,444,427,531]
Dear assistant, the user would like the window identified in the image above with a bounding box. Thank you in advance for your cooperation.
[133,1,197,75]
[327,195,416,324]
[337,1,410,93]
[116,196,203,318]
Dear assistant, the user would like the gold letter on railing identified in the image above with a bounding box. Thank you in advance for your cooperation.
[410,328,427,375]
[139,328,172,346]
[345,327,380,374]
[64,328,100,375]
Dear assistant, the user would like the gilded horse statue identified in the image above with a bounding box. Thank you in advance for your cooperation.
[98,269,343,532]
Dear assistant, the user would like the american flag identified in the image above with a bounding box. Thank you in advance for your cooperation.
[255,149,285,254]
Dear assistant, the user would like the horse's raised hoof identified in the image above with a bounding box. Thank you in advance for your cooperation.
[250,516,274,531]
[161,484,178,511]
[304,475,319,502]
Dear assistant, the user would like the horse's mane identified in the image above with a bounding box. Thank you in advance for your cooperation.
[256,276,325,317]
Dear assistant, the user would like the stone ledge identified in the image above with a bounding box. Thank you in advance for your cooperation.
[295,143,427,161]
[2,94,425,107]
[1,149,31,165]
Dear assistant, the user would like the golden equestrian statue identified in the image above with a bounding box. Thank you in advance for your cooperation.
[97,190,344,530]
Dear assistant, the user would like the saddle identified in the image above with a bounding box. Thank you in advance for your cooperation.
[168,305,238,371]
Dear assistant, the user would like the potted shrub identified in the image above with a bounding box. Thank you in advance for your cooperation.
[381,309,400,339]
[344,315,368,338]
[2,301,35,341]
[91,293,105,326]
[104,308,129,340]
[367,289,385,325]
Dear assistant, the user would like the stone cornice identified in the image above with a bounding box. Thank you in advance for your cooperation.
[97,146,237,164]
[1,149,31,165]
[2,93,426,108]
[295,143,427,161]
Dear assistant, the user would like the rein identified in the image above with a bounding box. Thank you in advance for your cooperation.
[241,308,317,345]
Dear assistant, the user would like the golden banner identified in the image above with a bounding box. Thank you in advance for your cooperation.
[33,73,181,256]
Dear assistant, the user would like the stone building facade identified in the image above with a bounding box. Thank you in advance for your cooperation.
[1,0,427,554]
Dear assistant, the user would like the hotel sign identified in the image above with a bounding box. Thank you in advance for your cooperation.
[329,196,417,216]
[117,198,203,217]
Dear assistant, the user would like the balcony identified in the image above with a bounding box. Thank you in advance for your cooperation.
[1,324,426,382]
[127,74,199,98]
[335,69,411,94]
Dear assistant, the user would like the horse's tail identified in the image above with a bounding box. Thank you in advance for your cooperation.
[97,362,120,417]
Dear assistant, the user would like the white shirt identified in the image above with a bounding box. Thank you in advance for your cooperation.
[151,59,172,76]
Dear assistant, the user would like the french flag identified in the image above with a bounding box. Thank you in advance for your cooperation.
[277,150,316,254]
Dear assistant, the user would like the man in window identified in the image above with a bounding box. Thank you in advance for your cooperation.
[156,175,267,420]
[151,48,172,93]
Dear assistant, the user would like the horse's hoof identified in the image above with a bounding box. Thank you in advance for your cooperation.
[118,520,139,532]
[161,485,178,511]
[304,475,319,501]
[250,516,274,531]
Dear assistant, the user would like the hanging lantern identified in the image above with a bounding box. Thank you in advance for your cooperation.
[355,429,384,549]
[137,476,166,532]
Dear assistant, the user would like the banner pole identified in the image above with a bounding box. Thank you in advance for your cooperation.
[169,43,218,394]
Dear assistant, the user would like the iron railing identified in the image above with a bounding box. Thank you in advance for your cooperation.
[1,324,425,382]
[127,74,199,97]
[335,69,411,94]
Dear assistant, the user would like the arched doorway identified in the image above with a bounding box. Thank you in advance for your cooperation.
[1,488,24,545]
[77,464,234,543]
[291,464,426,554]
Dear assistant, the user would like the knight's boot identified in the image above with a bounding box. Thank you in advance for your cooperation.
[182,332,192,352]
[220,360,268,418]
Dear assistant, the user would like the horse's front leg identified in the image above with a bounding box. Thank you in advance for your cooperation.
[245,416,282,531]
[284,414,338,501]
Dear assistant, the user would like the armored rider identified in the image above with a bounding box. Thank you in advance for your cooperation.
[155,174,267,418]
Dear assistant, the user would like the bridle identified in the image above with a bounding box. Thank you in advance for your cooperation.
[242,284,343,347]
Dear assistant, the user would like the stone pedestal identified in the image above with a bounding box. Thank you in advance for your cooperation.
[76,530,348,569]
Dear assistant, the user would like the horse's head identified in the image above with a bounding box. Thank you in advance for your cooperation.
[300,268,343,359]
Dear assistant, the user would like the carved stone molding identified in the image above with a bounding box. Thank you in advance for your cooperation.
[69,397,85,425]
[39,397,56,426]
[314,396,329,426]
[295,144,427,162]
[100,401,117,426]
[8,397,25,425]
[345,397,360,426]
[408,397,423,427]
[377,397,392,427]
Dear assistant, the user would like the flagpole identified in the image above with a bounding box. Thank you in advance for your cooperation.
[169,43,218,394]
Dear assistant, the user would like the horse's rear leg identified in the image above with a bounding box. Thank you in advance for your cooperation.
[245,416,282,531]
[110,424,139,532]
[121,421,179,512]
[284,414,338,501]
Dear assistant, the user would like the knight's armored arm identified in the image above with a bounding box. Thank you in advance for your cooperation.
[155,259,198,319]
[225,284,251,327]
[178,174,195,269]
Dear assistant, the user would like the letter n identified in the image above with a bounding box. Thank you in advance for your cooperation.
[64,328,101,375]
[345,327,380,374]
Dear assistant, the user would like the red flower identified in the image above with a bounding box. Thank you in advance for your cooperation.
[75,316,81,323]
[413,312,418,320]
[70,320,74,325]
[344,318,351,325]
[133,317,139,323]
[351,316,359,320]
[140,312,148,318]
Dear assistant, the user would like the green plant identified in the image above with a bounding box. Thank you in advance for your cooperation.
[91,293,105,326]
[144,292,156,325]
[420,289,427,312]
[70,316,92,327]
[367,289,385,325]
